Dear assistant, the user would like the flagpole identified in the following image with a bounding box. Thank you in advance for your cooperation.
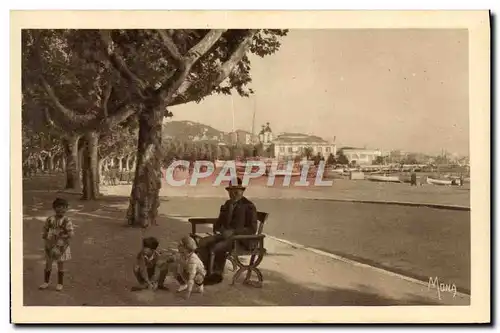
[231,96,235,133]
[251,97,257,140]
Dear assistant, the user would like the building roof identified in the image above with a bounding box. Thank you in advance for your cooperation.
[342,148,381,153]
[235,129,252,134]
[273,133,329,144]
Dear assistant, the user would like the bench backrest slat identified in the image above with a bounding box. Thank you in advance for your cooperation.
[256,211,269,235]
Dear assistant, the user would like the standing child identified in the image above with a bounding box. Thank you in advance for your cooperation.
[39,198,75,291]
[176,236,206,299]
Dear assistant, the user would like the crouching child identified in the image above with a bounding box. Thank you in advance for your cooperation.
[132,237,169,291]
[176,236,207,299]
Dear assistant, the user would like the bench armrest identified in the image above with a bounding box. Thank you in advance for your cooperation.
[231,234,265,241]
[189,218,218,235]
[188,218,218,225]
[230,234,266,256]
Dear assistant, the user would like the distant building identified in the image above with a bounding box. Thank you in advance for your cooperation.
[342,148,386,165]
[235,130,256,145]
[258,123,274,149]
[273,133,336,160]
[225,130,257,145]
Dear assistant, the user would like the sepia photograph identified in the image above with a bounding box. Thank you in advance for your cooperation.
[11,10,490,324]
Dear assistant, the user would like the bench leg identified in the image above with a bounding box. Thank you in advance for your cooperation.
[231,251,265,288]
[227,256,238,272]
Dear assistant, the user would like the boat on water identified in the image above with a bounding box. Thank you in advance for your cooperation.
[267,170,302,177]
[426,177,455,186]
[366,175,401,183]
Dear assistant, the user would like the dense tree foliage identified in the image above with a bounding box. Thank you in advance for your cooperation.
[22,28,288,227]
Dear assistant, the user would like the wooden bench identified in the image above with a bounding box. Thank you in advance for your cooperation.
[189,211,269,288]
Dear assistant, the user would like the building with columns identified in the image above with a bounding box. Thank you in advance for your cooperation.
[272,133,336,160]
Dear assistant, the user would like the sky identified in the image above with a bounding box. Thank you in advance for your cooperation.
[170,29,469,156]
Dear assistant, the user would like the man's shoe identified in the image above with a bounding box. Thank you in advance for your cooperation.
[203,274,223,286]
[131,284,147,291]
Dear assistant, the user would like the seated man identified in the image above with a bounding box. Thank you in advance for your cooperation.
[197,177,258,285]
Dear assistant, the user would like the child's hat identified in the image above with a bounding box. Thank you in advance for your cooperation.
[180,236,197,252]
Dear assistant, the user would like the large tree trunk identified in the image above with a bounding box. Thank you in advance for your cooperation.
[131,155,137,171]
[63,135,81,191]
[99,157,107,175]
[48,153,55,173]
[38,156,45,172]
[125,154,132,171]
[127,103,163,228]
[81,131,100,200]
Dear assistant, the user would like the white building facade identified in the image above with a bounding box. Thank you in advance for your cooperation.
[272,133,336,160]
[342,149,386,165]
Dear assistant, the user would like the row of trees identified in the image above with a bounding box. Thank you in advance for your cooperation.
[160,140,270,165]
[22,28,288,227]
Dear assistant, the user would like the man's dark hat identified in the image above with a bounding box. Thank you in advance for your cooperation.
[225,177,246,191]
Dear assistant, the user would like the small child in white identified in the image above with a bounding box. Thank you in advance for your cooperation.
[39,198,75,291]
[176,236,206,298]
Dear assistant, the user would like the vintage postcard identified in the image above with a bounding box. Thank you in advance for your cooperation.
[11,10,490,324]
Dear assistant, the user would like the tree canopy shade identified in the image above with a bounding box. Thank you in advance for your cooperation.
[22,29,288,129]
[22,28,288,227]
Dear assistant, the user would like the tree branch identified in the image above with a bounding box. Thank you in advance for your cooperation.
[168,30,258,107]
[39,75,97,125]
[42,76,138,134]
[102,82,113,117]
[98,107,137,132]
[184,30,227,67]
[36,47,137,134]
[213,30,258,86]
[154,29,227,103]
[156,30,184,66]
[99,30,147,98]
[43,108,71,138]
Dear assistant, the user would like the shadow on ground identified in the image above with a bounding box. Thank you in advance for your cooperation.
[22,198,442,306]
[20,175,444,306]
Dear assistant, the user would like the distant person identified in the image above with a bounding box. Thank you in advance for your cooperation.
[39,198,75,292]
[109,167,117,186]
[197,177,258,285]
[420,175,427,186]
[410,170,417,186]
